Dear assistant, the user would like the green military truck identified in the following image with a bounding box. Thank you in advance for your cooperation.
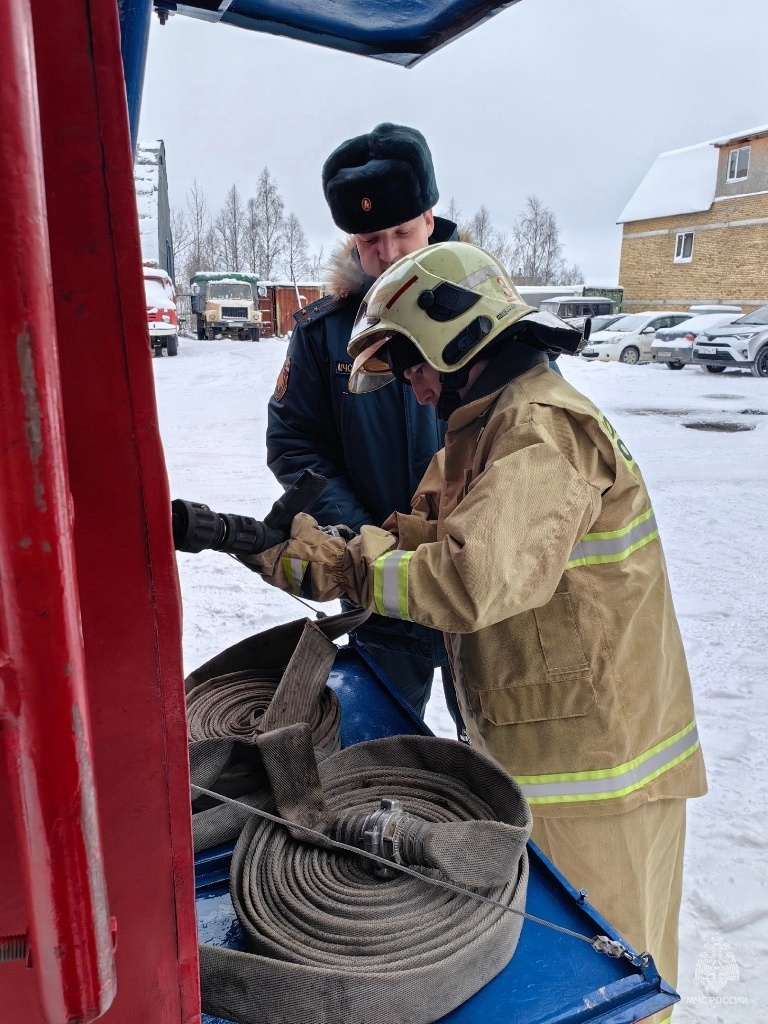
[189,272,264,340]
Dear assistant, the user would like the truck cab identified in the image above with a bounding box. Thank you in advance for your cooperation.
[190,272,264,341]
[143,266,178,356]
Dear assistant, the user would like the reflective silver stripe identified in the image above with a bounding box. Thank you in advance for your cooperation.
[458,265,498,290]
[380,551,405,618]
[290,559,307,593]
[281,556,308,595]
[372,550,412,620]
[518,724,699,803]
[567,510,658,568]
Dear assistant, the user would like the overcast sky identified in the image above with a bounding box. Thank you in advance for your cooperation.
[139,0,768,283]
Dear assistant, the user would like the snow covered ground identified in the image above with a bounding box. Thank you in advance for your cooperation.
[155,337,768,1021]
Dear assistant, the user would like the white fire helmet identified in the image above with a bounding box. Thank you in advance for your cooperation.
[347,241,586,393]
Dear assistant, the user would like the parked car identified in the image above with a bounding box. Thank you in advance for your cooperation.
[651,309,742,369]
[585,313,629,333]
[539,296,614,319]
[566,312,629,333]
[580,311,692,364]
[691,304,768,376]
[143,267,179,357]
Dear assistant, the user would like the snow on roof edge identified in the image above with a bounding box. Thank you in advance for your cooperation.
[618,124,768,225]
[617,142,718,224]
[709,123,768,146]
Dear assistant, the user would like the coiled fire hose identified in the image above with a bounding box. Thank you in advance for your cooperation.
[198,725,533,1024]
[189,617,648,1023]
[187,615,364,852]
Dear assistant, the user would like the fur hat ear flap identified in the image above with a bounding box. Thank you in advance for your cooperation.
[322,123,438,234]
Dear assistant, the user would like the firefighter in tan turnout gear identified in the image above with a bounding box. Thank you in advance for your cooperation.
[243,242,706,1000]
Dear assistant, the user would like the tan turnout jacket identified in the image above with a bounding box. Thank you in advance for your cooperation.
[247,360,706,817]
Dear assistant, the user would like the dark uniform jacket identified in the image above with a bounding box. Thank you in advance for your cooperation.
[266,217,459,657]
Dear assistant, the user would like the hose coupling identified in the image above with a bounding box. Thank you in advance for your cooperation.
[334,798,430,879]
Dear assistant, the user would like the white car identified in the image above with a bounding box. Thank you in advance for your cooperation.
[580,311,692,364]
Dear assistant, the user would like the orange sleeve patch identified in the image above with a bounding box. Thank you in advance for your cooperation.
[273,356,291,401]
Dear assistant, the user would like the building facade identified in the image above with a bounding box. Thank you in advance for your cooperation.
[134,139,174,279]
[618,127,768,312]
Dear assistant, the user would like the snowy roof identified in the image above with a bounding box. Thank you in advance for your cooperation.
[517,285,582,297]
[709,124,768,146]
[272,281,326,288]
[618,123,768,224]
[143,266,173,283]
[585,279,621,290]
[135,140,163,163]
[190,272,259,284]
[617,142,718,224]
[541,295,613,303]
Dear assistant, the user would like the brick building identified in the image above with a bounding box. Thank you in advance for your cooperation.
[617,126,768,311]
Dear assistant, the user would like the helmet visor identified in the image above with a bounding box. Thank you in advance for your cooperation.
[348,334,396,394]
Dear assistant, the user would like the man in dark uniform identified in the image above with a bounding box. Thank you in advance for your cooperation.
[266,123,463,730]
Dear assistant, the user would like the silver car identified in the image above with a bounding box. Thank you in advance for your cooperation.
[692,304,768,376]
[651,311,742,370]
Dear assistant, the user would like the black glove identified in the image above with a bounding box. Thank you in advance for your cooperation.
[172,470,327,556]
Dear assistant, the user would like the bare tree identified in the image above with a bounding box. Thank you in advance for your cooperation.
[440,196,461,223]
[243,198,260,275]
[282,212,309,281]
[462,205,512,268]
[470,205,493,248]
[170,205,192,284]
[184,179,213,277]
[485,229,514,269]
[307,244,326,282]
[249,167,286,279]
[555,263,584,286]
[213,184,245,271]
[438,196,475,240]
[201,223,220,272]
[512,195,564,285]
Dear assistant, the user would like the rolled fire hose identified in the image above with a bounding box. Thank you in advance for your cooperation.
[200,725,532,1024]
[186,666,341,749]
[187,619,344,851]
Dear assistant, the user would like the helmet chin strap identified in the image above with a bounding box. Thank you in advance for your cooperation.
[437,366,471,420]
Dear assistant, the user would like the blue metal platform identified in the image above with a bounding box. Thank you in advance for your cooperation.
[195,645,677,1024]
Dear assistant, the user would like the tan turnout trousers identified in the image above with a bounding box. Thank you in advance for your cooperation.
[531,798,686,1023]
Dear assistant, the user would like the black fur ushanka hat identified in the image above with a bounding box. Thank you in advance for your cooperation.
[322,122,439,234]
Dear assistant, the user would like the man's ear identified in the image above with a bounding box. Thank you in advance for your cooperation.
[424,209,435,238]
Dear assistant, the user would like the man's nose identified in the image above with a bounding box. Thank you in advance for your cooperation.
[377,237,397,265]
[410,379,430,405]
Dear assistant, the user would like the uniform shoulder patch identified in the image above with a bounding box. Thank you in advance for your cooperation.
[293,293,349,326]
[273,356,291,401]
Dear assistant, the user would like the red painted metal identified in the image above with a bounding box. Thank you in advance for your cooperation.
[0,0,200,1021]
[0,1,116,1021]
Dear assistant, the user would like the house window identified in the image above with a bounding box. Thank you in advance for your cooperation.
[727,146,750,182]
[674,232,694,263]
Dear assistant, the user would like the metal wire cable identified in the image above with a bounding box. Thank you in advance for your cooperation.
[192,783,645,962]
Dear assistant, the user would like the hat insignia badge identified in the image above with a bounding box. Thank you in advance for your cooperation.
[361,197,372,211]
